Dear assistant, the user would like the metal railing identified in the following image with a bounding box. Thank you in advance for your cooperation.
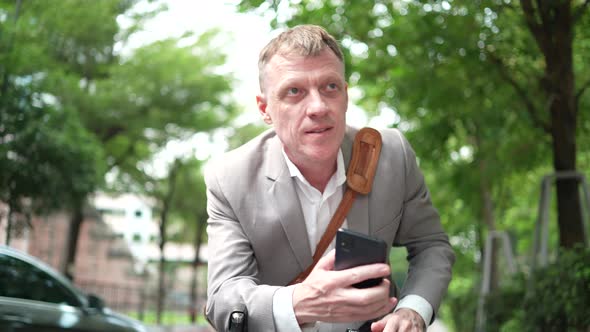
[76,280,206,325]
[475,171,590,332]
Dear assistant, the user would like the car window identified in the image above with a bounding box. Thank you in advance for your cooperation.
[0,253,81,306]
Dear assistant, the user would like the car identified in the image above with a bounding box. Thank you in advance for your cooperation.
[0,245,147,332]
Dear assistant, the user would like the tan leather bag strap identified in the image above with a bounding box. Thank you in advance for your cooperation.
[288,127,382,285]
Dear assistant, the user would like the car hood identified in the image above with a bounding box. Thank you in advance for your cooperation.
[102,308,147,332]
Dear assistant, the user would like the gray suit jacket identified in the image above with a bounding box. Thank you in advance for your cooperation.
[205,126,455,331]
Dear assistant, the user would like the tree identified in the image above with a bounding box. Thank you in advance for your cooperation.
[0,1,104,248]
[1,0,236,280]
[166,157,209,323]
[146,158,181,324]
[140,157,208,324]
[21,0,153,280]
[0,89,104,245]
[498,0,589,248]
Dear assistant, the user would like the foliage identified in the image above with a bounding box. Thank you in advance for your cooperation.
[125,310,210,325]
[484,273,526,332]
[0,0,140,240]
[98,31,237,193]
[389,247,409,289]
[444,286,478,332]
[1,0,236,289]
[524,246,590,331]
[0,84,103,240]
[441,247,479,332]
[484,246,590,332]
[1,0,236,204]
[166,158,207,242]
[226,123,268,150]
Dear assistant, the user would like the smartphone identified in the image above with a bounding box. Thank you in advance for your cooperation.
[334,228,388,288]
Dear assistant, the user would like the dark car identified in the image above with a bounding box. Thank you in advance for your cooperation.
[0,246,146,332]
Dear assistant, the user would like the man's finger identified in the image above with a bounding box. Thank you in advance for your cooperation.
[371,312,392,332]
[315,249,336,270]
[331,263,391,287]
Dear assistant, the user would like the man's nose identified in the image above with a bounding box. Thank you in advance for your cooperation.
[306,90,329,117]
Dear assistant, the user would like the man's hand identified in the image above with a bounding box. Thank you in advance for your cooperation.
[370,308,426,332]
[292,249,396,325]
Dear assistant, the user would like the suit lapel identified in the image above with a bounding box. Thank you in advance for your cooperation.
[265,137,313,271]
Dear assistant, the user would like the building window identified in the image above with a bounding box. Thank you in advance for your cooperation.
[98,208,125,217]
[134,210,143,218]
[132,233,142,243]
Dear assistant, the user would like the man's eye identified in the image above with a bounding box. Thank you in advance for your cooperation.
[327,83,338,90]
[287,87,300,95]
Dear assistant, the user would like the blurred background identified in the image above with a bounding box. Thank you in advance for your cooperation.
[1,0,589,331]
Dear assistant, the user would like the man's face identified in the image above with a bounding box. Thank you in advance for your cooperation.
[257,49,348,168]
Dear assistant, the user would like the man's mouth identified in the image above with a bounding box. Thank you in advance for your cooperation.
[306,127,331,134]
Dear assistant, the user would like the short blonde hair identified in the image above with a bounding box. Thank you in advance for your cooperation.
[258,24,344,91]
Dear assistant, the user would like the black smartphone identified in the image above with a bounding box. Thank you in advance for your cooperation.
[334,228,388,288]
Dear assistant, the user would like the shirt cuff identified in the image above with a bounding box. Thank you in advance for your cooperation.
[272,285,303,331]
[394,294,433,326]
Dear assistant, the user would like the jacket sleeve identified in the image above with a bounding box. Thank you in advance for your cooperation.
[390,130,455,319]
[204,165,280,331]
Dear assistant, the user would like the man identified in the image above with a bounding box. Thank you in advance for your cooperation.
[205,24,455,332]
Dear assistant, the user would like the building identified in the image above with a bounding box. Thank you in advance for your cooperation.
[93,193,159,272]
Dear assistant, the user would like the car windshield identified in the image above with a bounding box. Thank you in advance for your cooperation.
[0,253,82,307]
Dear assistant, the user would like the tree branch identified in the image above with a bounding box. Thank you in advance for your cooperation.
[575,77,590,105]
[573,0,590,22]
[520,0,549,54]
[107,143,136,171]
[491,1,519,12]
[534,0,552,32]
[487,52,551,134]
[99,125,126,142]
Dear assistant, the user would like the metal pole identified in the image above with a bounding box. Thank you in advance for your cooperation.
[475,230,517,332]
[531,171,590,271]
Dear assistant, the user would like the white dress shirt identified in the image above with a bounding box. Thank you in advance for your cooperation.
[272,148,433,331]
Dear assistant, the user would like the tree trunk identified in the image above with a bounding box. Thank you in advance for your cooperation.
[189,214,206,323]
[156,218,166,324]
[156,161,180,324]
[543,3,585,248]
[0,0,22,97]
[63,202,84,281]
[520,0,585,248]
[5,205,14,245]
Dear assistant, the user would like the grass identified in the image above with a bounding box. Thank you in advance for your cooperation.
[124,311,210,325]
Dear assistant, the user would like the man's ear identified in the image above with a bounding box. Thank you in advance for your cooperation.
[256,95,272,124]
[344,83,349,112]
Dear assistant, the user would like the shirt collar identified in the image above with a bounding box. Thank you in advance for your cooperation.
[282,149,347,191]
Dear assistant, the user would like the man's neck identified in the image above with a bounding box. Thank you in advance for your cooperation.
[298,162,336,193]
[282,149,343,194]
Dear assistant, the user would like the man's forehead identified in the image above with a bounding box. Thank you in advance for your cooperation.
[259,49,345,93]
[266,50,344,72]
